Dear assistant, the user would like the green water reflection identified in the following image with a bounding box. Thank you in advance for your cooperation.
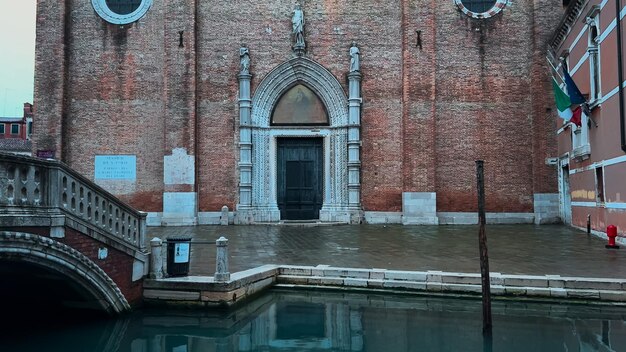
[4,290,626,351]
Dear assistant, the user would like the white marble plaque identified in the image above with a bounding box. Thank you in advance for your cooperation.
[164,148,194,185]
[163,192,197,215]
[95,155,136,180]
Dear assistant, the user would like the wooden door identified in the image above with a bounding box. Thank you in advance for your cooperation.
[277,138,323,220]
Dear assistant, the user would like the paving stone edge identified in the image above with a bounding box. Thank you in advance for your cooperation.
[143,265,626,307]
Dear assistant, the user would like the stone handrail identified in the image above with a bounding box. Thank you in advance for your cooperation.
[0,152,146,250]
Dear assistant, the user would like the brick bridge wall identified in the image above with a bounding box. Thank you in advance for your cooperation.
[2,226,143,305]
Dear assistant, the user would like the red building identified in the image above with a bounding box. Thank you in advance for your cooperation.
[550,0,626,238]
[0,103,33,155]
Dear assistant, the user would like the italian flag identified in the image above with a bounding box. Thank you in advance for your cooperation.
[552,77,573,121]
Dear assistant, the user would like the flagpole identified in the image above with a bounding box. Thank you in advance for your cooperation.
[546,49,564,72]
[546,55,565,83]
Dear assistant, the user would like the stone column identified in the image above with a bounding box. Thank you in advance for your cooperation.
[215,236,230,282]
[348,70,363,222]
[149,237,163,279]
[237,68,253,223]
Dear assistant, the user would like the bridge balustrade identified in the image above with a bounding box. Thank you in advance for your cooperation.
[0,153,146,250]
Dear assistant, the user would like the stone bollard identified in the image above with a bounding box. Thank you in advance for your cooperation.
[150,237,164,279]
[215,236,230,282]
[220,205,229,226]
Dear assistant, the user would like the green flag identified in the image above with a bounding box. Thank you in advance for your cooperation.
[552,78,573,121]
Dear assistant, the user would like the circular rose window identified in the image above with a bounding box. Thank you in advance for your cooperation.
[455,0,508,19]
[92,0,153,25]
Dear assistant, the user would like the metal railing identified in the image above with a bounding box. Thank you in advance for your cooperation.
[149,236,230,282]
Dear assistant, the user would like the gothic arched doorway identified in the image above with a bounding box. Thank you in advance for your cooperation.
[236,57,362,224]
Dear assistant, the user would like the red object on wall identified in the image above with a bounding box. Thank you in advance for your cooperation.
[606,225,620,249]
[570,106,582,127]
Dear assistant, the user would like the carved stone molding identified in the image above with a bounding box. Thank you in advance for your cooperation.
[237,57,360,223]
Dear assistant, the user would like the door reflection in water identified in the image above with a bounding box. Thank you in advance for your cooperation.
[4,290,626,352]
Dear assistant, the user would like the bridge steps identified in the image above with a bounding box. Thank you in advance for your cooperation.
[0,153,149,313]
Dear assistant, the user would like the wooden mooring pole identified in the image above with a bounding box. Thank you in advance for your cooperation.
[476,160,492,339]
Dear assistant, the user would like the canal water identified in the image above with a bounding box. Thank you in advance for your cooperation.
[4,289,626,351]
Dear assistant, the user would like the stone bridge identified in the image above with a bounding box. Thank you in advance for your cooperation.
[0,153,148,315]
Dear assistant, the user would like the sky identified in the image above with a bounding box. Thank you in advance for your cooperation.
[0,0,36,117]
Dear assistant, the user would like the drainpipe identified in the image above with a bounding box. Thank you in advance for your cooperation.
[617,0,626,152]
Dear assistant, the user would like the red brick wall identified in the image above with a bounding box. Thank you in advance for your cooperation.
[61,228,142,305]
[432,0,561,212]
[1,226,142,305]
[530,0,563,196]
[34,0,168,211]
[35,0,562,213]
[33,0,67,154]
[194,0,561,212]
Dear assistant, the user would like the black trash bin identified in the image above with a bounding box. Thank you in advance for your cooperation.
[166,235,192,277]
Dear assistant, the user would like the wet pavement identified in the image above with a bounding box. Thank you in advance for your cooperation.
[148,224,626,279]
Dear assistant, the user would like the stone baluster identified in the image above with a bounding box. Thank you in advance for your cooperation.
[48,165,62,208]
[139,211,147,250]
[49,166,65,237]
[215,236,230,282]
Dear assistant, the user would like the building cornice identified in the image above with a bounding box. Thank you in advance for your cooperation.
[550,0,589,50]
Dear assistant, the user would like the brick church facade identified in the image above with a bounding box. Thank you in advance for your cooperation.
[33,0,565,225]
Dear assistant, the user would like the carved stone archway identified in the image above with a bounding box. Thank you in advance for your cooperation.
[236,57,362,223]
[0,231,131,314]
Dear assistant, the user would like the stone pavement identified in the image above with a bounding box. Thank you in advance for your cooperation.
[148,224,626,279]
